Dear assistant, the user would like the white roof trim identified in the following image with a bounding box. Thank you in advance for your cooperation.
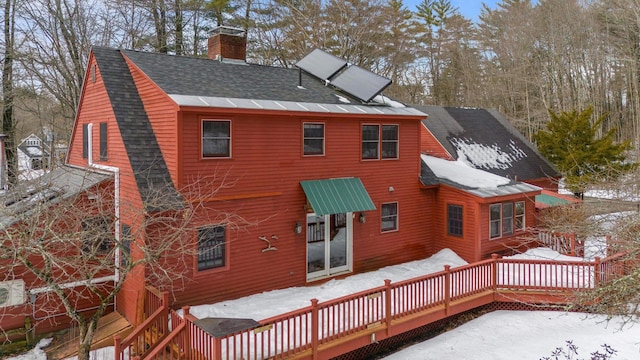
[169,94,427,117]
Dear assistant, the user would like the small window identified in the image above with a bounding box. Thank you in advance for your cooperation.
[502,202,514,236]
[362,125,379,159]
[81,216,113,255]
[121,224,131,267]
[447,204,463,237]
[515,201,525,231]
[82,124,88,159]
[100,122,108,161]
[381,125,398,159]
[202,120,231,158]
[490,204,501,239]
[303,123,324,155]
[381,202,398,232]
[91,64,96,83]
[198,226,226,271]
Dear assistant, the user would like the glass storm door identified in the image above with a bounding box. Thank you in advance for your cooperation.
[306,212,352,280]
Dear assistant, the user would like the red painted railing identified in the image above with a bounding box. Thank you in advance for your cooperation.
[537,231,582,257]
[114,287,169,360]
[124,252,629,360]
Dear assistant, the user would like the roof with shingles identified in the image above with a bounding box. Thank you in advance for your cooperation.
[415,106,560,181]
[92,47,183,212]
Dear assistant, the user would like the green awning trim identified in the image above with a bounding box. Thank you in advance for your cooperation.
[300,178,376,216]
[535,193,571,207]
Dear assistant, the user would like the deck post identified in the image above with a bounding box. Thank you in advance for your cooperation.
[311,298,319,360]
[491,254,499,299]
[161,291,170,336]
[444,265,451,316]
[214,336,222,360]
[570,233,576,256]
[384,279,392,335]
[113,335,121,360]
[594,257,601,287]
[183,306,191,359]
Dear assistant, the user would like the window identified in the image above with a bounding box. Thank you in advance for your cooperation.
[490,204,501,239]
[362,125,379,159]
[121,224,131,267]
[303,123,324,155]
[100,122,108,161]
[198,226,226,271]
[447,204,463,237]
[81,216,113,255]
[381,125,399,159]
[515,201,525,231]
[202,120,231,158]
[381,202,398,232]
[82,124,88,159]
[362,124,398,160]
[502,203,514,236]
[490,202,525,239]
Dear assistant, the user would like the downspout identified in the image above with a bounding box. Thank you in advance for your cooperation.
[87,123,121,301]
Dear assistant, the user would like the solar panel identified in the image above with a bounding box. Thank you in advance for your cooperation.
[295,49,348,81]
[330,65,392,103]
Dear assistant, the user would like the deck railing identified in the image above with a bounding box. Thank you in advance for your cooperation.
[114,287,169,360]
[120,251,629,360]
[537,231,582,257]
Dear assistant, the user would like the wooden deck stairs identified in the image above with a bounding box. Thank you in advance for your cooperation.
[45,312,133,360]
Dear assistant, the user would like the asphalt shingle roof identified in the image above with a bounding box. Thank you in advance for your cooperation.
[92,47,183,212]
[415,105,560,181]
[121,50,365,104]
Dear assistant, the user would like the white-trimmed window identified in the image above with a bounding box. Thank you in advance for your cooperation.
[303,122,324,156]
[515,201,525,231]
[202,120,231,158]
[197,225,226,271]
[490,204,502,239]
[362,124,398,160]
[381,202,398,232]
[502,202,514,236]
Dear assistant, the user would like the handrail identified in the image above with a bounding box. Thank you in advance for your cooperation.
[127,250,629,360]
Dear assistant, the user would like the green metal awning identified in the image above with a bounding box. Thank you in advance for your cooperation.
[536,193,571,207]
[300,178,376,216]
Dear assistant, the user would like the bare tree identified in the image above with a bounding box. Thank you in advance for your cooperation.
[2,0,17,185]
[0,167,256,360]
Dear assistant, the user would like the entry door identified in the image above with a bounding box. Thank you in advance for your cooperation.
[306,212,352,280]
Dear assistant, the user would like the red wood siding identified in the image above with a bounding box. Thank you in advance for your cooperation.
[420,123,453,160]
[159,110,432,307]
[478,195,538,259]
[526,177,560,192]
[430,185,479,262]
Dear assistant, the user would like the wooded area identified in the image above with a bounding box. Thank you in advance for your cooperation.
[2,0,640,156]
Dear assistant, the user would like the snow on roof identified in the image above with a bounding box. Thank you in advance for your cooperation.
[451,138,527,170]
[421,154,541,198]
[422,154,511,189]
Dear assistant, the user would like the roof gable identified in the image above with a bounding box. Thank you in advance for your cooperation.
[416,106,559,181]
[92,47,182,211]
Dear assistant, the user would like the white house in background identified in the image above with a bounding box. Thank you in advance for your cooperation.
[17,134,49,179]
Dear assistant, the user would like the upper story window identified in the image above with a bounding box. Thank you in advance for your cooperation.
[362,124,398,160]
[447,204,463,237]
[490,201,525,239]
[82,124,88,159]
[198,225,226,271]
[100,122,108,161]
[81,216,113,255]
[381,202,398,232]
[202,120,231,158]
[303,122,324,156]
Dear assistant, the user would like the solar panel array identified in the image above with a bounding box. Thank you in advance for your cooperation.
[295,49,391,103]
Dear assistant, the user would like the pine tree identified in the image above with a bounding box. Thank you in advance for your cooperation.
[535,107,636,196]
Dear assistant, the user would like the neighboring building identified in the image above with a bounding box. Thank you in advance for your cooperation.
[17,134,49,176]
[1,27,564,337]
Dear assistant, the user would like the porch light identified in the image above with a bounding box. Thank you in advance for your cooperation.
[294,222,303,234]
[359,213,366,223]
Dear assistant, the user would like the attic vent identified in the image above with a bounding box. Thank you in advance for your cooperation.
[0,279,25,308]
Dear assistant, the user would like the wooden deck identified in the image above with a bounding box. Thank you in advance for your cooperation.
[46,311,133,360]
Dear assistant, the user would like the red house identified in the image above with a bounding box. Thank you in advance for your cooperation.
[1,28,567,339]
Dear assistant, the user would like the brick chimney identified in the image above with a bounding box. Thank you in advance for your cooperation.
[208,26,247,61]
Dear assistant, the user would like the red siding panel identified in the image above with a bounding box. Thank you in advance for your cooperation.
[420,123,453,160]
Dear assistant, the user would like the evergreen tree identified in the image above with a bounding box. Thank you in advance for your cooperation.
[535,107,636,196]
